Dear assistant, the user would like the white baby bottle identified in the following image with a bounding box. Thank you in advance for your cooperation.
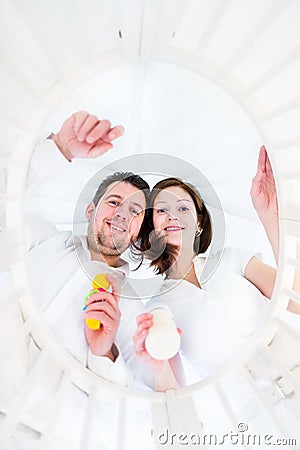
[145,302,181,360]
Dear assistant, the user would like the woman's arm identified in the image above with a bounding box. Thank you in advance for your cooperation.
[245,146,300,313]
[133,313,185,391]
[250,145,279,264]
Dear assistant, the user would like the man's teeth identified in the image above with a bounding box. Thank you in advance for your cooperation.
[111,224,125,232]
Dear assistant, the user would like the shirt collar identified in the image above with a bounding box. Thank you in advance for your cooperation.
[65,234,129,279]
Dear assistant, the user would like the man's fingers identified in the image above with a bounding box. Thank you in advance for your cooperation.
[85,291,120,314]
[84,301,119,322]
[106,125,125,141]
[85,119,112,144]
[84,311,114,328]
[73,111,89,133]
[105,274,120,302]
[77,115,101,142]
[87,142,113,159]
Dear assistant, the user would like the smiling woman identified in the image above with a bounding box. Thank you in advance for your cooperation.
[133,154,299,383]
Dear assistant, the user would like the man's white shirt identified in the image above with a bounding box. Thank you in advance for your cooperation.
[24,139,152,389]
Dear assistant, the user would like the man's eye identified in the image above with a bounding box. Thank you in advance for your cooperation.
[109,200,119,206]
[131,209,140,216]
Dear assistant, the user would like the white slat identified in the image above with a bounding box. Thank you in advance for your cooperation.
[281,219,300,238]
[244,42,300,96]
[0,227,22,271]
[214,382,249,450]
[283,204,300,222]
[282,288,300,306]
[274,317,300,343]
[286,257,300,270]
[151,398,171,450]
[259,344,300,393]
[223,0,289,73]
[38,370,71,450]
[240,366,288,436]
[119,0,144,58]
[0,315,31,364]
[78,385,98,450]
[0,348,49,445]
[115,397,126,450]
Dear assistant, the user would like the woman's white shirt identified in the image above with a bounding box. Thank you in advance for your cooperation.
[159,247,269,378]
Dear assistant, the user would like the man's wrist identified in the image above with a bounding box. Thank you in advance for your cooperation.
[102,343,119,362]
[48,132,72,162]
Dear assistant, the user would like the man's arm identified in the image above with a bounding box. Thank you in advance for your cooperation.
[26,111,124,190]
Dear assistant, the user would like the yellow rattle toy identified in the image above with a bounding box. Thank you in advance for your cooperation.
[84,274,110,330]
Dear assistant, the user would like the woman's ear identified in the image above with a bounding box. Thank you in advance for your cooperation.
[197,222,203,231]
[85,201,95,221]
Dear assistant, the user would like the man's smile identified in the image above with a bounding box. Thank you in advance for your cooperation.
[105,220,127,234]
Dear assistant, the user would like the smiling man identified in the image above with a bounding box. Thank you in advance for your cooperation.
[25,111,152,387]
[86,176,147,264]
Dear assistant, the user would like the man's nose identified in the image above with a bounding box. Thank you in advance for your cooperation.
[114,205,129,221]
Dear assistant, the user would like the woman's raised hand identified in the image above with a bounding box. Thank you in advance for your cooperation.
[250,145,278,220]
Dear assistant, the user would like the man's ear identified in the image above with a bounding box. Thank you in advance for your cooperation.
[85,201,95,221]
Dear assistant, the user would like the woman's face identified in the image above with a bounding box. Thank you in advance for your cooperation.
[152,186,199,250]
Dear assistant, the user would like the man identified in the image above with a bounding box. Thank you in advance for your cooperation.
[25,111,152,387]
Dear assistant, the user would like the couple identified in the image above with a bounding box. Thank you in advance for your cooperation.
[27,110,299,392]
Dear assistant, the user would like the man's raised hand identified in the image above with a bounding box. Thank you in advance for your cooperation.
[52,111,124,161]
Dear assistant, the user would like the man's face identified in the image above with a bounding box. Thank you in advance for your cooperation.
[86,181,146,258]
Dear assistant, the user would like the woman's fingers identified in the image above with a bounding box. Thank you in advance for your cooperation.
[133,315,153,355]
[135,319,152,339]
[257,145,267,172]
[136,313,153,326]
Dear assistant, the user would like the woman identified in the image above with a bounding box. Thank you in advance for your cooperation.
[133,146,300,389]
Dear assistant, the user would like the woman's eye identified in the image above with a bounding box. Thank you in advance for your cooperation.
[156,208,167,213]
[179,206,189,212]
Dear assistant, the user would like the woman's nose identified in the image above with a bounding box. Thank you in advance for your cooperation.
[168,211,178,221]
